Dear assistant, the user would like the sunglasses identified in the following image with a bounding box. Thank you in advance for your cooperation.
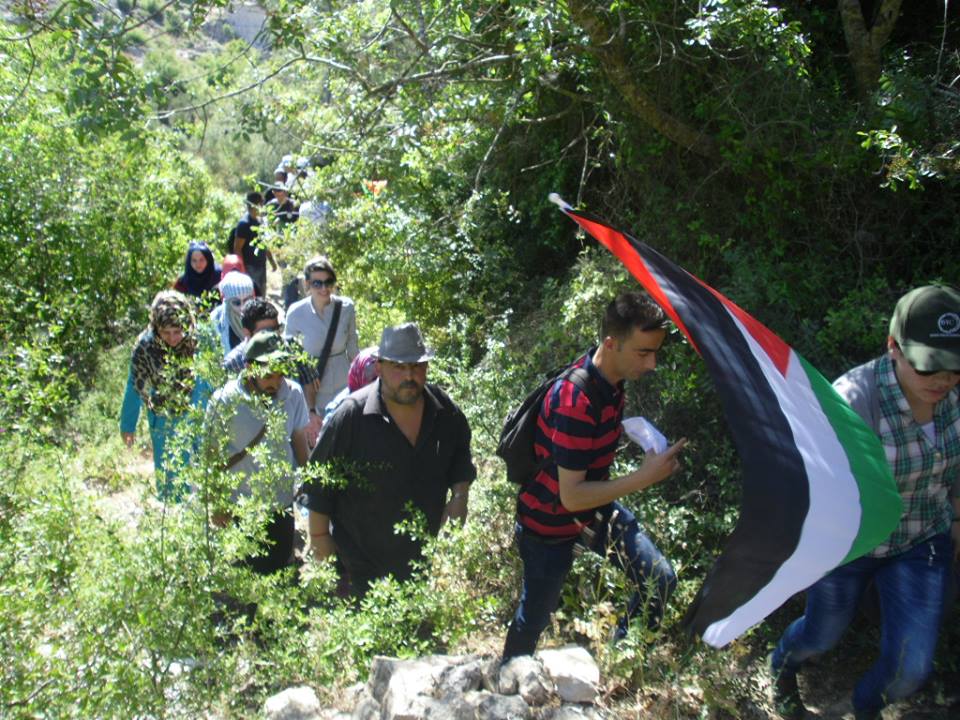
[913,366,960,377]
[309,278,336,289]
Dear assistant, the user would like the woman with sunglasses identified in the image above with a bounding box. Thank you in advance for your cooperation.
[772,284,960,720]
[284,256,358,438]
[209,270,255,357]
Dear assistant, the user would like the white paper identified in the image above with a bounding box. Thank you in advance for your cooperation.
[622,416,668,454]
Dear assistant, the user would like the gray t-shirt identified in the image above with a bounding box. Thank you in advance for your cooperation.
[205,376,310,507]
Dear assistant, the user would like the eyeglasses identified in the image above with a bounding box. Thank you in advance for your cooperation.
[309,278,336,289]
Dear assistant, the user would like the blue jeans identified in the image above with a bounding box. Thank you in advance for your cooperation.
[771,532,951,716]
[502,502,676,659]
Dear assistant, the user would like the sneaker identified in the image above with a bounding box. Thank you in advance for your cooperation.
[770,660,805,719]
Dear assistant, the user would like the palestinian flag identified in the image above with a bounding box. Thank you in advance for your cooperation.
[550,195,902,648]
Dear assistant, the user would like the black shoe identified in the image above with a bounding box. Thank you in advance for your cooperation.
[771,667,805,719]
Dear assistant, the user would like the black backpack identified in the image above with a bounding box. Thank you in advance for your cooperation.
[496,366,598,485]
[224,226,236,256]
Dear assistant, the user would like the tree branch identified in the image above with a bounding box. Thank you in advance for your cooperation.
[367,53,516,96]
[566,0,719,160]
[838,0,903,100]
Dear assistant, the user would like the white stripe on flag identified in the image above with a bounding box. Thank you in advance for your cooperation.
[701,310,861,647]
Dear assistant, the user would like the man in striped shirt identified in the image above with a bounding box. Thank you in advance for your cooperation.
[502,292,688,660]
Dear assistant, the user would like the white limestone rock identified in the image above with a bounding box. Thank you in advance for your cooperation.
[541,705,607,720]
[263,686,323,720]
[498,656,554,706]
[464,690,532,720]
[536,647,600,704]
[436,657,483,697]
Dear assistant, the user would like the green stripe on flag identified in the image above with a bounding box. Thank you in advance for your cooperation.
[798,356,901,563]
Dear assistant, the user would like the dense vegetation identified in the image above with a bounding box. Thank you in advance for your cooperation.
[1,1,958,717]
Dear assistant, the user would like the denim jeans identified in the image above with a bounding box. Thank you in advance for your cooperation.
[502,501,676,660]
[771,532,951,716]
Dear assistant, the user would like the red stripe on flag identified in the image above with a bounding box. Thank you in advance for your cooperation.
[698,280,791,377]
[566,213,701,354]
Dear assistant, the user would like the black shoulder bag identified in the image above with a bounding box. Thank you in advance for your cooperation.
[314,299,343,382]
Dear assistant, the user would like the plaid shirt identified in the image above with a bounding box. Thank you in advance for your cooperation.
[851,354,960,557]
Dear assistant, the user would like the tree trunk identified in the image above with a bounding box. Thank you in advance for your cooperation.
[837,0,903,100]
[566,0,719,161]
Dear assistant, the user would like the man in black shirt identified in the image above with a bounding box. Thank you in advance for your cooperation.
[297,323,476,596]
[265,185,299,225]
[231,192,277,297]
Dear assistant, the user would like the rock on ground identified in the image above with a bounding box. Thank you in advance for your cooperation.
[264,685,323,720]
[536,647,600,704]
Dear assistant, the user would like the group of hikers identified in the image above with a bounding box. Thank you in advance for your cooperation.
[117,167,960,720]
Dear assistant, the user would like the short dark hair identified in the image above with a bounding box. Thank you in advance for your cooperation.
[240,297,279,333]
[246,191,263,207]
[600,292,668,341]
[303,255,336,282]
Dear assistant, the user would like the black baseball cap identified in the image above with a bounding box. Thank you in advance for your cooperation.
[890,284,960,372]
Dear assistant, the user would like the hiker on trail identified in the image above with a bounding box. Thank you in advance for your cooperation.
[230,191,276,297]
[297,322,476,597]
[501,291,687,661]
[264,184,299,225]
[223,297,282,373]
[222,297,322,395]
[210,271,255,357]
[204,330,310,575]
[120,290,210,499]
[221,253,245,279]
[770,284,960,720]
[322,346,379,423]
[283,256,358,444]
[263,165,288,205]
[173,241,220,310]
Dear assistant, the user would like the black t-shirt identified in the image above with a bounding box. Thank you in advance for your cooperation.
[300,381,476,593]
[232,213,265,271]
[266,198,299,225]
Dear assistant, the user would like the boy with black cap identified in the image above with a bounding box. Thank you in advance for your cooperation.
[771,284,960,720]
[204,330,310,574]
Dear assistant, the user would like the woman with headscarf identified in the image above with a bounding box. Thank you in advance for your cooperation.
[119,290,210,498]
[220,253,246,279]
[209,271,255,357]
[173,242,221,311]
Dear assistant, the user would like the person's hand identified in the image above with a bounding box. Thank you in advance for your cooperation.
[441,492,469,527]
[306,412,323,448]
[635,438,688,490]
[121,431,135,448]
[310,533,336,563]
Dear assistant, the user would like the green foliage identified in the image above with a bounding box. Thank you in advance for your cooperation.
[3,1,960,717]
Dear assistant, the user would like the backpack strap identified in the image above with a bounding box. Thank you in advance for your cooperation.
[528,365,603,481]
[564,366,602,426]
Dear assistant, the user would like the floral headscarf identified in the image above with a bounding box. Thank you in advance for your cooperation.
[131,291,198,414]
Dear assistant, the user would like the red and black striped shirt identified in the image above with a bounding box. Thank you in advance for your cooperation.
[517,349,624,538]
